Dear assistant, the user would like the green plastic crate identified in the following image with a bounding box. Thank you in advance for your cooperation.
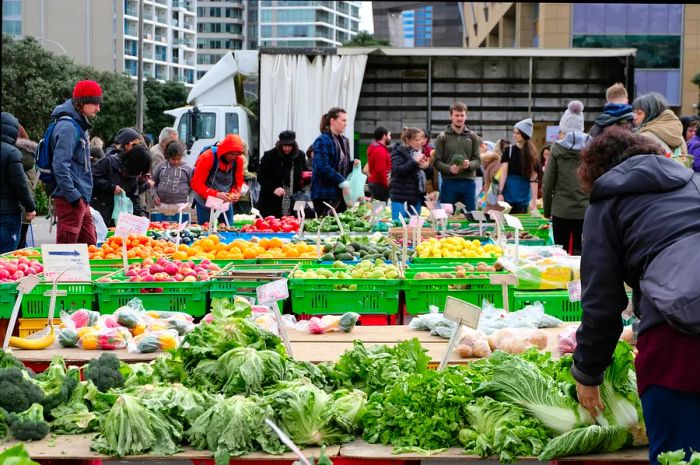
[21,282,94,318]
[513,290,581,322]
[0,282,18,318]
[94,273,209,316]
[289,278,400,315]
[403,270,511,314]
[209,264,290,302]
[257,258,318,265]
[409,256,498,265]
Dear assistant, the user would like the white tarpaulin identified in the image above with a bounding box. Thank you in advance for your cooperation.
[260,53,367,160]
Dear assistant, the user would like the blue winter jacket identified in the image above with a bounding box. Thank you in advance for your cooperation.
[311,132,350,200]
[50,99,92,203]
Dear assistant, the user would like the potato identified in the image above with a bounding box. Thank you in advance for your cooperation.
[456,344,473,358]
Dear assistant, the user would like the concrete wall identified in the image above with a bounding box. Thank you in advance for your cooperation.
[537,3,571,48]
[23,0,119,72]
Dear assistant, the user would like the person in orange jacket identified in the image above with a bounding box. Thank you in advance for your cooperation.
[191,133,244,225]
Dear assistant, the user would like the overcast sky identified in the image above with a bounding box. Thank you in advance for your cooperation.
[359,1,374,33]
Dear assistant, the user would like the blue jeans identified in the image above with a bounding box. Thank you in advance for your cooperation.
[641,385,700,465]
[194,200,234,226]
[391,201,422,222]
[0,212,22,254]
[439,179,476,211]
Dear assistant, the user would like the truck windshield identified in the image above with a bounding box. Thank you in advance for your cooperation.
[178,112,216,142]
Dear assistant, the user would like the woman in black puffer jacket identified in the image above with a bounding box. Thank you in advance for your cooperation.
[389,127,433,221]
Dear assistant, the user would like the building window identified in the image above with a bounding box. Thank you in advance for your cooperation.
[572,35,681,69]
[2,20,21,36]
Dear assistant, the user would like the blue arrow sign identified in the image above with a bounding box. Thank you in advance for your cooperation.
[48,250,81,257]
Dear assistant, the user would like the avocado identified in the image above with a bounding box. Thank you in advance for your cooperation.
[323,243,333,253]
[349,242,362,251]
[334,243,347,254]
[336,253,354,261]
[345,245,355,254]
[321,253,335,262]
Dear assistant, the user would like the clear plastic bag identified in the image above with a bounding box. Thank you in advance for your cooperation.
[78,327,131,350]
[112,191,134,223]
[455,327,492,358]
[306,313,360,334]
[558,325,578,354]
[499,247,580,290]
[487,327,548,354]
[128,329,179,353]
[343,163,367,207]
[478,301,563,335]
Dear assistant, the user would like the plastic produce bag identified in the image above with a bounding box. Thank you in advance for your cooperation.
[113,298,148,336]
[499,247,580,290]
[128,330,179,353]
[112,191,133,223]
[307,313,360,334]
[78,327,131,350]
[455,327,492,358]
[487,327,548,354]
[343,163,367,207]
[60,309,100,329]
[408,310,458,339]
[558,325,578,354]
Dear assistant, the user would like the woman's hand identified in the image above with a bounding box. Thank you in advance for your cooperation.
[273,187,286,197]
[114,185,124,195]
[353,159,361,166]
[497,194,504,202]
[576,382,605,418]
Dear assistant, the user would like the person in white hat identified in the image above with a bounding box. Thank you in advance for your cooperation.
[496,118,539,214]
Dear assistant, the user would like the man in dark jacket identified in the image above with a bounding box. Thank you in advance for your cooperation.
[0,112,36,253]
[51,80,102,245]
[572,127,700,464]
[91,145,151,227]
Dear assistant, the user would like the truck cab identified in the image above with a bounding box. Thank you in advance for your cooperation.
[166,105,256,167]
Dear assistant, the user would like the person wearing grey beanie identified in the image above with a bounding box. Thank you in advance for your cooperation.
[559,100,585,135]
[496,118,539,214]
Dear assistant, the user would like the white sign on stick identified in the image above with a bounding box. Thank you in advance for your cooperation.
[257,278,290,305]
[471,210,487,222]
[504,214,524,231]
[206,196,224,209]
[568,280,582,302]
[115,213,150,238]
[443,296,481,329]
[41,244,91,282]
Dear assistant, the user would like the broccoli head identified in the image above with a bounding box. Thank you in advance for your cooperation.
[0,367,44,413]
[34,357,80,418]
[0,407,8,440]
[0,349,25,370]
[8,403,50,441]
[84,353,125,393]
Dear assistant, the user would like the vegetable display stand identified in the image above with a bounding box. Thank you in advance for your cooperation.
[20,282,94,318]
[403,270,511,314]
[513,290,581,321]
[94,273,209,316]
[209,264,291,304]
[1,247,43,260]
[289,277,401,315]
[409,256,498,265]
[0,282,18,318]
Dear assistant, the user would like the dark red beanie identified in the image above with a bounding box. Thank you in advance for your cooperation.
[72,80,103,105]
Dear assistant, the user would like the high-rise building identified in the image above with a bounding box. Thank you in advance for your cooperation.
[3,0,197,87]
[373,2,464,47]
[246,0,258,50]
[464,3,700,115]
[196,0,245,79]
[401,5,433,47]
[258,1,360,48]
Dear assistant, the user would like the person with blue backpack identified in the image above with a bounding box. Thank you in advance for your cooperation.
[41,80,103,245]
[190,133,245,225]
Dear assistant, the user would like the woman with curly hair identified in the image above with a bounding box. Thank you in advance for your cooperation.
[571,126,700,465]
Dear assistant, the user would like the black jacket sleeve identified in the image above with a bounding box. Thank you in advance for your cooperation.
[571,202,628,386]
[92,157,117,195]
[8,148,36,212]
[256,150,279,195]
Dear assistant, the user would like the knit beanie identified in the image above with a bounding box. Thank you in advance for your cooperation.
[114,127,142,146]
[514,118,533,139]
[559,100,585,134]
[72,80,103,105]
[217,133,244,156]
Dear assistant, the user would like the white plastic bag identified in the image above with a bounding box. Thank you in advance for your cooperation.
[91,207,108,243]
[112,191,133,223]
[343,163,367,207]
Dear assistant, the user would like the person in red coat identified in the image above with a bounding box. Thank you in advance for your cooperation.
[191,133,244,225]
[366,127,391,201]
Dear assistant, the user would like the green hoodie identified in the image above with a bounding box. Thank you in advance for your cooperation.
[434,125,481,180]
[542,132,590,219]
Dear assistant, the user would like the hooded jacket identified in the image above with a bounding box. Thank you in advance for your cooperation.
[638,109,689,154]
[190,135,245,204]
[588,103,634,138]
[542,132,590,219]
[687,134,700,173]
[571,155,700,386]
[49,99,92,203]
[0,113,36,215]
[91,153,147,226]
[433,125,481,180]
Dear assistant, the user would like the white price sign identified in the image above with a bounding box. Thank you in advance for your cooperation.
[504,214,524,231]
[489,274,518,285]
[257,278,290,304]
[115,213,150,238]
[441,204,454,215]
[568,280,582,302]
[471,210,487,222]
[443,296,481,329]
[408,216,425,228]
[293,200,307,212]
[489,211,505,223]
[205,196,224,209]
[41,244,91,282]
[431,209,448,220]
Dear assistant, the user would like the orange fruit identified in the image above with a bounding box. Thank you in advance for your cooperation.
[243,248,257,259]
[269,237,283,249]
[259,238,271,250]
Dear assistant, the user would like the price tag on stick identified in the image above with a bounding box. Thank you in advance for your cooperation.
[257,279,293,356]
[568,280,582,302]
[3,275,40,349]
[398,214,408,269]
[504,214,523,260]
[323,202,345,235]
[489,274,517,311]
[264,419,312,465]
[41,244,91,282]
[439,297,482,371]
[471,210,487,235]
[115,213,149,273]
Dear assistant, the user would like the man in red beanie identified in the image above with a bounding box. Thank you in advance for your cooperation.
[49,79,102,244]
[190,133,244,225]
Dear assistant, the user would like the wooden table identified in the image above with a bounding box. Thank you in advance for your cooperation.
[3,436,649,464]
[11,326,567,368]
